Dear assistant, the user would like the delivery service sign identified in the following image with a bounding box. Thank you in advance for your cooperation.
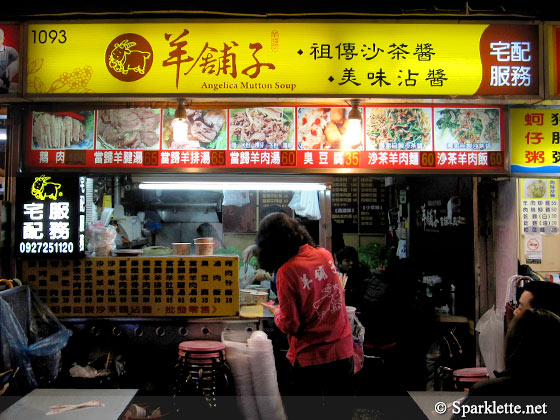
[25,22,539,96]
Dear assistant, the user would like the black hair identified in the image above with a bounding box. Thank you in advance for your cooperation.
[505,308,560,379]
[521,281,560,317]
[256,212,315,273]
[335,246,359,264]
[196,222,218,238]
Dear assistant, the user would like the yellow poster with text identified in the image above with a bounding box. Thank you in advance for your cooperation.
[26,22,488,96]
[511,108,560,174]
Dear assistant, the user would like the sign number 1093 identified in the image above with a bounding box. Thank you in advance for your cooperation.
[31,29,67,44]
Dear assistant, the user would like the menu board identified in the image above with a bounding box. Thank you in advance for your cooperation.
[331,177,387,234]
[519,179,560,234]
[22,256,240,317]
[359,178,387,234]
[25,105,505,172]
[258,191,293,215]
[331,178,359,233]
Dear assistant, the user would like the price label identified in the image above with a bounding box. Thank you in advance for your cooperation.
[281,151,296,166]
[210,151,226,166]
[344,151,360,167]
[488,151,504,167]
[65,150,86,165]
[420,152,436,167]
[143,151,159,166]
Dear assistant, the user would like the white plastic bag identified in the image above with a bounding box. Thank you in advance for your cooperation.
[288,191,321,220]
[475,305,505,378]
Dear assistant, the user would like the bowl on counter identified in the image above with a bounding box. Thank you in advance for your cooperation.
[194,237,214,255]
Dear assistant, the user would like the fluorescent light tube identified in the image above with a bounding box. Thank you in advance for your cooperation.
[139,182,327,191]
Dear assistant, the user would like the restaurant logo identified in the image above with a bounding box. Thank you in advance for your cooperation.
[31,175,63,201]
[105,33,153,82]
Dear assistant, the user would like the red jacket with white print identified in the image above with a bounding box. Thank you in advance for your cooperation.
[273,244,353,367]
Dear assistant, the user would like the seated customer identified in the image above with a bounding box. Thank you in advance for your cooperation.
[335,246,371,310]
[451,308,560,419]
[514,281,560,318]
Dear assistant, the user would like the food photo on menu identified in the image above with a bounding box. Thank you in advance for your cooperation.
[524,179,548,199]
[96,108,161,150]
[297,107,363,150]
[162,108,226,150]
[31,111,95,150]
[434,107,501,151]
[365,107,433,151]
[229,107,295,150]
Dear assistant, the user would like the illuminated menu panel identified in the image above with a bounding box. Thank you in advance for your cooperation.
[15,174,86,258]
[25,105,505,172]
[22,256,240,317]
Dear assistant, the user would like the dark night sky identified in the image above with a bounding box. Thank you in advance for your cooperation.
[2,2,557,20]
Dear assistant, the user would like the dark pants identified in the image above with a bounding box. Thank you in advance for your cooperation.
[285,357,354,420]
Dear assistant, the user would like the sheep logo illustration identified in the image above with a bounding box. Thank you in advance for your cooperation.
[31,175,63,201]
[105,33,153,82]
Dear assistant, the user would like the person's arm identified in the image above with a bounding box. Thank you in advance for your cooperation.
[242,244,258,265]
[270,269,301,335]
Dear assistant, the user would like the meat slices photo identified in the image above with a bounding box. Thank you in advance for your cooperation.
[31,111,93,150]
[96,108,161,150]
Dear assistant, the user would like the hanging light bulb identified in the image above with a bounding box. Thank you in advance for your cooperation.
[343,99,362,149]
[171,99,188,144]
[174,99,187,121]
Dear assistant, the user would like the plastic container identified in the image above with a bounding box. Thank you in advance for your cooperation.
[172,242,191,255]
[254,291,269,304]
[194,237,214,255]
[240,289,256,305]
[346,306,357,324]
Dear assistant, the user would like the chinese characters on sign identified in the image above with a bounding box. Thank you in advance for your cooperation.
[489,41,532,88]
[16,175,86,257]
[26,105,505,172]
[511,109,560,174]
[26,23,539,96]
[163,29,276,89]
[332,178,359,233]
[22,256,240,317]
[519,179,559,235]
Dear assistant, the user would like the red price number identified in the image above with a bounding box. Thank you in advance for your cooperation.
[210,151,226,166]
[420,152,436,167]
[281,151,296,166]
[344,152,360,167]
[488,152,504,167]
[143,151,159,166]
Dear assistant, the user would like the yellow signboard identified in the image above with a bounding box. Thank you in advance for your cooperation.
[511,108,560,174]
[23,256,240,317]
[25,22,539,96]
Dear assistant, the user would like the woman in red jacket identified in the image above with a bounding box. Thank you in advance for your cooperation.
[258,212,354,417]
